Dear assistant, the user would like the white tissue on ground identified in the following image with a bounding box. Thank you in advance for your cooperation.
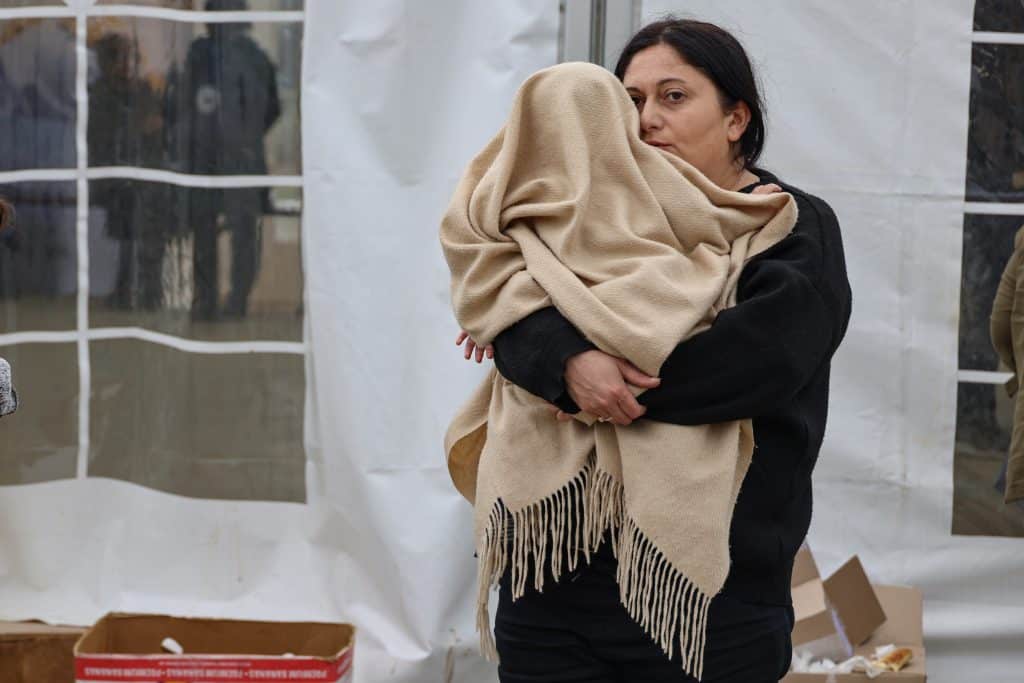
[790,645,892,679]
[161,637,184,655]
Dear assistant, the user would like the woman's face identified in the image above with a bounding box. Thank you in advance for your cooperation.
[622,43,750,184]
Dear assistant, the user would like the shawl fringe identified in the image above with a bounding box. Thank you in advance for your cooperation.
[475,455,712,681]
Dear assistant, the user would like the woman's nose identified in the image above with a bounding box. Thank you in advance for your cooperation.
[639,102,662,133]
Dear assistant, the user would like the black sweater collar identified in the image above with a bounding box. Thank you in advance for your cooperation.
[737,168,781,194]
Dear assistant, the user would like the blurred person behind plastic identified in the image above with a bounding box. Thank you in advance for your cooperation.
[989,225,1024,504]
[0,196,17,417]
[164,0,282,321]
[0,19,83,300]
[89,31,169,311]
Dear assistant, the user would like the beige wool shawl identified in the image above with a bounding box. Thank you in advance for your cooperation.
[440,62,797,680]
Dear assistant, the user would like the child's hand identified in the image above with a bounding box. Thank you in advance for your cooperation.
[455,330,494,363]
[751,183,783,194]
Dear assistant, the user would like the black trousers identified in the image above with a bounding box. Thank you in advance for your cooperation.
[191,188,263,319]
[494,540,793,683]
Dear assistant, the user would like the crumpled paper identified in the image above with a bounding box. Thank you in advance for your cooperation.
[791,644,897,680]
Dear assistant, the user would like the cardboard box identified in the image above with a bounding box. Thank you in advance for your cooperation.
[785,546,927,682]
[789,545,887,660]
[74,613,354,683]
[785,585,926,681]
[1,620,87,683]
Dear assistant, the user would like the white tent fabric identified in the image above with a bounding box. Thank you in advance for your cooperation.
[301,1,558,680]
[1,1,1022,681]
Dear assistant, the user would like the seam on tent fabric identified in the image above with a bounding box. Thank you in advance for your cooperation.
[972,31,1024,46]
[0,7,75,19]
[75,7,90,480]
[0,170,78,183]
[0,332,81,345]
[86,328,306,354]
[0,330,305,355]
[964,202,1024,216]
[88,8,304,23]
[0,7,303,23]
[85,168,303,187]
[0,169,302,188]
[958,370,1014,385]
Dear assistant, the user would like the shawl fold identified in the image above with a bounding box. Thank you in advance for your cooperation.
[440,62,797,680]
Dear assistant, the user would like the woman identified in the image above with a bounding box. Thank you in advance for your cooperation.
[455,18,851,683]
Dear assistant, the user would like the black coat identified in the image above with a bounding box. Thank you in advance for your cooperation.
[490,170,853,605]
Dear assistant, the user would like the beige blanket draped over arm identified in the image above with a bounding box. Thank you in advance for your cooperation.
[439,62,798,680]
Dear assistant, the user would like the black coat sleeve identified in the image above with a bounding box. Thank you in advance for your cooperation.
[491,191,851,424]
[647,266,843,423]
[491,307,596,413]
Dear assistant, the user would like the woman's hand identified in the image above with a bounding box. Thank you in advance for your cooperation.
[751,183,783,194]
[556,350,660,426]
[455,330,493,363]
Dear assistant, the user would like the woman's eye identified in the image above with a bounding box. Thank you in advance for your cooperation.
[630,97,642,108]
[666,91,685,102]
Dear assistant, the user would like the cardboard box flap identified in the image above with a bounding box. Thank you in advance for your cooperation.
[784,583,926,683]
[861,585,924,647]
[791,580,834,645]
[791,579,827,616]
[75,613,354,660]
[1,621,84,683]
[791,544,821,586]
[0,621,85,641]
[822,556,887,646]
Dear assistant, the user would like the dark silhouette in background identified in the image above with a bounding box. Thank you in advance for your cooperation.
[89,33,169,311]
[166,0,281,321]
[0,20,79,303]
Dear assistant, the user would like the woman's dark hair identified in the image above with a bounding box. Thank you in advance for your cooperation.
[613,17,766,169]
[0,198,12,233]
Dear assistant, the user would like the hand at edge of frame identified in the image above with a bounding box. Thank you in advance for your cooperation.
[455,329,494,363]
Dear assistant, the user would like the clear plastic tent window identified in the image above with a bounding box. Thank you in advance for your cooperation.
[0,1,306,502]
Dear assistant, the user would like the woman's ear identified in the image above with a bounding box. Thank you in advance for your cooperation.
[726,101,752,143]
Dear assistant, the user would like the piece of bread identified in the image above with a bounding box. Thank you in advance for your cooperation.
[872,647,913,672]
